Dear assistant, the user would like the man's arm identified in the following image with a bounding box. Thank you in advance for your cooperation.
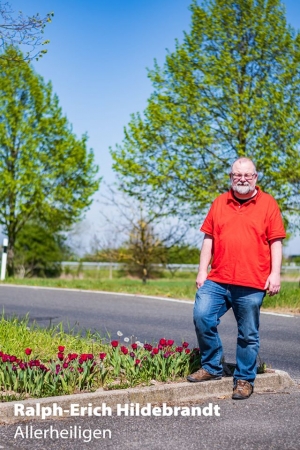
[264,238,283,296]
[196,234,213,289]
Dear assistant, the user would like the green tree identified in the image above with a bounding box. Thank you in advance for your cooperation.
[111,0,300,229]
[0,47,100,274]
[0,1,53,61]
[14,222,70,278]
[166,245,200,265]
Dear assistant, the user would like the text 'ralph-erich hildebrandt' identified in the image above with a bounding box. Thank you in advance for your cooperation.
[14,402,221,419]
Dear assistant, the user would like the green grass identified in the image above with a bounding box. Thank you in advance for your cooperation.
[262,281,300,313]
[2,277,196,299]
[0,314,106,360]
[1,277,300,313]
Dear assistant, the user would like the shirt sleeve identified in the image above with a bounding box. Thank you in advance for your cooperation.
[266,197,286,241]
[200,201,215,236]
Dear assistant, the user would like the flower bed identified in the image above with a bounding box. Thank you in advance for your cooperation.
[0,338,200,400]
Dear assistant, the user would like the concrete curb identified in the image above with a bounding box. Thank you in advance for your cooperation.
[0,370,295,424]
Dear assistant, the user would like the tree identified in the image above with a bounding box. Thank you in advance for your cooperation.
[164,245,199,265]
[0,47,100,274]
[14,222,70,278]
[111,0,300,230]
[0,1,53,61]
[95,185,190,282]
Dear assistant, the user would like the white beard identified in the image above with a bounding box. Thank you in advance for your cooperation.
[232,183,255,195]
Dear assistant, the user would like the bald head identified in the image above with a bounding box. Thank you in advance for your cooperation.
[231,157,256,174]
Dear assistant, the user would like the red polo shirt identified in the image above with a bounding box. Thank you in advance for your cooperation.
[201,187,286,290]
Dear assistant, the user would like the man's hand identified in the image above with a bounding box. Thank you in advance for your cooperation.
[196,271,207,289]
[264,272,281,296]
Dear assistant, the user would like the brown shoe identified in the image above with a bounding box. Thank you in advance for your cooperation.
[187,368,222,383]
[232,380,253,400]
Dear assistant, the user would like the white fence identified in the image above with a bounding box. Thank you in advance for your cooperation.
[61,262,200,271]
[61,262,300,273]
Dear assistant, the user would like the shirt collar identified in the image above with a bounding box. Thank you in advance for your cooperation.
[227,186,261,204]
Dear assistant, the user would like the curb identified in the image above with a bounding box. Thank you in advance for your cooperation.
[0,370,295,424]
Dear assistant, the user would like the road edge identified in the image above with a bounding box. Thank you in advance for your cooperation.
[0,283,296,317]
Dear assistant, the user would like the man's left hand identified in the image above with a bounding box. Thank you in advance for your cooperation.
[264,273,281,296]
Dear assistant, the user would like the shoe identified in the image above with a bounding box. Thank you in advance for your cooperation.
[232,380,253,400]
[187,368,222,383]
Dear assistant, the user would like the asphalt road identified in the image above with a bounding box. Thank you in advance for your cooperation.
[0,285,299,450]
[0,284,299,380]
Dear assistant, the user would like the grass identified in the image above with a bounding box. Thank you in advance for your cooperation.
[1,277,196,299]
[0,314,106,360]
[262,281,300,313]
[1,275,300,313]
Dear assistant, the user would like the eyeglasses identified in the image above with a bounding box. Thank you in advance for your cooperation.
[231,173,257,181]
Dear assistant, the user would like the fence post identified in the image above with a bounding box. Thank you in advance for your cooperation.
[1,238,8,281]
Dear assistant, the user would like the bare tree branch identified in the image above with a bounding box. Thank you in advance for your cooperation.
[0,1,53,61]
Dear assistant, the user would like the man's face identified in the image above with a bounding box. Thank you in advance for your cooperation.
[230,161,257,196]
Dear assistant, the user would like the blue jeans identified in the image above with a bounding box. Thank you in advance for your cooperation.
[193,280,265,384]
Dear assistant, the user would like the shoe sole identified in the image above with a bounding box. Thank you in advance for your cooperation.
[187,376,222,382]
[232,392,253,400]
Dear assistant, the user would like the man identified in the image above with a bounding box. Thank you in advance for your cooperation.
[187,157,286,400]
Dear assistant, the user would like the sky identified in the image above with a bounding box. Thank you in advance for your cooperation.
[9,0,300,255]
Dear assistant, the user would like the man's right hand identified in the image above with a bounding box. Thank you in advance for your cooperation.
[196,271,207,289]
